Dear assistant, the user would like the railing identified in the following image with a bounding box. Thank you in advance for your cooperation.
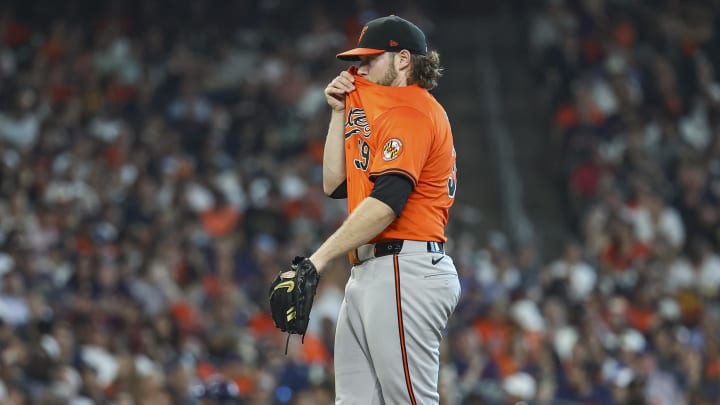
[476,30,535,246]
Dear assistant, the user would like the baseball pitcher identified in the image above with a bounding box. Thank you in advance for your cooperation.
[269,15,460,404]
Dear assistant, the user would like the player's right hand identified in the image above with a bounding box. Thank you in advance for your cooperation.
[324,71,355,112]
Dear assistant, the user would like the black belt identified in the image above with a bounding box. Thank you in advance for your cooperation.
[349,240,445,265]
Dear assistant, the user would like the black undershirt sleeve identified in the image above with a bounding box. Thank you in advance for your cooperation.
[369,174,414,217]
[329,180,347,199]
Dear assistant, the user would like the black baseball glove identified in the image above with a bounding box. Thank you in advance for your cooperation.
[269,256,320,342]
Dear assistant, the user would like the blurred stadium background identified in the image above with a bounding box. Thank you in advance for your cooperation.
[0,0,718,404]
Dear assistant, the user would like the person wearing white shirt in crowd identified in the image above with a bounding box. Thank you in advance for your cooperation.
[546,239,597,302]
[625,186,685,250]
[667,237,720,297]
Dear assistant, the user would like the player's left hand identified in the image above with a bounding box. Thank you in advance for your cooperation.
[268,257,320,335]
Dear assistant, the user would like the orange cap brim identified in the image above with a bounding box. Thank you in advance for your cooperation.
[336,48,386,61]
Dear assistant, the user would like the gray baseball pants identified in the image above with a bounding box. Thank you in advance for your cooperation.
[334,244,461,404]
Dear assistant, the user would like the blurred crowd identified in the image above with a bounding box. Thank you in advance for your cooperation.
[0,0,719,404]
[498,0,720,404]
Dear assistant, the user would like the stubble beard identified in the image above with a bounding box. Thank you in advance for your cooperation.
[378,61,398,86]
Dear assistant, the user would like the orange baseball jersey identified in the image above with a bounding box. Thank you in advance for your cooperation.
[343,67,457,242]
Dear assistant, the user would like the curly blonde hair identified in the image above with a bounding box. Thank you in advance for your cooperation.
[408,50,443,90]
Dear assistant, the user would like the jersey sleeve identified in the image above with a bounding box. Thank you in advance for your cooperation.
[368,106,432,186]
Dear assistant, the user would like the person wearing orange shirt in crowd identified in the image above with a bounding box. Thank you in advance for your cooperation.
[305,15,460,404]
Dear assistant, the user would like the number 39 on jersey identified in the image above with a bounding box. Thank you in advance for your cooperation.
[354,139,370,171]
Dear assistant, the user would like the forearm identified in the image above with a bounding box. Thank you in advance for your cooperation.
[310,197,396,273]
[322,110,347,195]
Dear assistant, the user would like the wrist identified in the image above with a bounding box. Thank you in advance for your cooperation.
[308,254,326,274]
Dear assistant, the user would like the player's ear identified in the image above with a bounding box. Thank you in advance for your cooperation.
[396,49,412,70]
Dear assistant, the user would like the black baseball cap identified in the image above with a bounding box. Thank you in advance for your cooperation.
[336,15,427,61]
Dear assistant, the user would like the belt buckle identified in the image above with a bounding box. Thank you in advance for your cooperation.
[375,240,403,257]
